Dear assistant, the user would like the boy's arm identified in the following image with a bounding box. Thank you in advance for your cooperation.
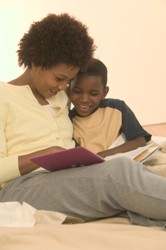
[97,136,146,158]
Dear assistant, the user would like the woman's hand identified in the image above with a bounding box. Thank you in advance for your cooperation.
[18,146,66,175]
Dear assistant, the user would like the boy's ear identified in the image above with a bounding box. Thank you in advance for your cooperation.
[65,86,70,97]
[103,86,109,99]
[65,86,72,109]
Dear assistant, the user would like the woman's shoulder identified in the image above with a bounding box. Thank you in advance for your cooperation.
[0,81,7,87]
[0,82,15,90]
[0,82,25,99]
[0,82,10,93]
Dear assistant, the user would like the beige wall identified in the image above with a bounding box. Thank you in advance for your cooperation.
[0,0,165,125]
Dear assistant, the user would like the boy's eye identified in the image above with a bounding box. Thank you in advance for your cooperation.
[72,89,81,94]
[71,88,100,96]
[90,92,99,96]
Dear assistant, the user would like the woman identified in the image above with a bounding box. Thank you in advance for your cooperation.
[0,13,166,228]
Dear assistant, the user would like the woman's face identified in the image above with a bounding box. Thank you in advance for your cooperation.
[30,64,80,98]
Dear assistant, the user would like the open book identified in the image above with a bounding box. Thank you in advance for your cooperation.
[30,146,105,172]
[31,141,160,172]
[31,134,160,171]
[105,133,160,163]
[105,143,160,163]
[132,144,160,162]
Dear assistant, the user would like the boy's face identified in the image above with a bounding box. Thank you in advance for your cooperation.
[69,75,109,117]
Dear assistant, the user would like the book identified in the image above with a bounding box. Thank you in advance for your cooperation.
[105,133,160,163]
[133,145,160,163]
[31,141,160,172]
[30,146,105,172]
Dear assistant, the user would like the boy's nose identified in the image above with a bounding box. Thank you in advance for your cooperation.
[80,94,89,102]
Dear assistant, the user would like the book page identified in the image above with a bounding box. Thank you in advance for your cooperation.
[133,145,160,163]
[105,143,160,162]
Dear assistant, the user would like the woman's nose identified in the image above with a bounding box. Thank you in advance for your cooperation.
[58,81,68,91]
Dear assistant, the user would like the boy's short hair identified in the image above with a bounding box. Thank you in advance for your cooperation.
[79,58,107,86]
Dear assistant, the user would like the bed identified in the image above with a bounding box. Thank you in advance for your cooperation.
[0,129,166,250]
[1,218,166,250]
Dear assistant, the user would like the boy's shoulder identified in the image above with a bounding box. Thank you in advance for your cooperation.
[99,98,126,110]
[69,107,77,119]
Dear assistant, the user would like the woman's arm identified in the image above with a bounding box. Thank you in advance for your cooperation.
[97,137,146,158]
[18,146,66,175]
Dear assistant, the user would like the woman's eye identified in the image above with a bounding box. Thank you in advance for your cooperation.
[55,77,63,82]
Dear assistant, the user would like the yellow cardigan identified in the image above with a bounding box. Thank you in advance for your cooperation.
[0,82,75,185]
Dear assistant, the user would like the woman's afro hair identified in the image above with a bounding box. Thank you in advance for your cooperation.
[17,13,96,70]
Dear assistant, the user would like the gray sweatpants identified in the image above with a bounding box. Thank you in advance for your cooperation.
[0,157,166,227]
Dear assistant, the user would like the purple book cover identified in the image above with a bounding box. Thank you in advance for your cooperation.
[30,146,105,172]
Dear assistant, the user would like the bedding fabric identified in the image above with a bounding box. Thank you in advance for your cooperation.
[0,139,166,249]
[0,219,166,250]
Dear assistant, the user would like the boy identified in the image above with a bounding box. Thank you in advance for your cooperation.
[68,58,151,158]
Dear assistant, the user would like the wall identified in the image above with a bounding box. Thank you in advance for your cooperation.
[0,0,165,125]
